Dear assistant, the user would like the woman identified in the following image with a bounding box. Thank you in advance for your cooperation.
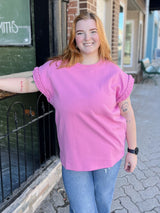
[0,12,138,213]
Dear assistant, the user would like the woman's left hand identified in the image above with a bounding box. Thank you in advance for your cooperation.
[124,153,137,173]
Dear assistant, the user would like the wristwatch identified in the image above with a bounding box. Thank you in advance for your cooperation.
[127,147,139,155]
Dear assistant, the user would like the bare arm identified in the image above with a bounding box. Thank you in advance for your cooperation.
[0,76,39,93]
[119,96,137,173]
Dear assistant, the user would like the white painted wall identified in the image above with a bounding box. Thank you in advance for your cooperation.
[97,0,113,46]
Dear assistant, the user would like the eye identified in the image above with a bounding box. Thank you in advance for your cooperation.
[91,30,97,34]
[76,32,84,35]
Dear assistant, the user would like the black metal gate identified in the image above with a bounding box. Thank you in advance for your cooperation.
[0,93,59,211]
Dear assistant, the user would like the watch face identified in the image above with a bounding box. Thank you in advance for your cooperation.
[135,147,139,154]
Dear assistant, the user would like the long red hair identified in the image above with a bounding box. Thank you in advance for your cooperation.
[50,12,112,68]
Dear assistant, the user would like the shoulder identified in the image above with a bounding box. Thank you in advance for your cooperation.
[33,60,64,77]
[100,60,122,73]
[103,61,134,87]
[39,60,62,70]
[105,61,123,73]
[101,61,127,80]
[106,61,132,79]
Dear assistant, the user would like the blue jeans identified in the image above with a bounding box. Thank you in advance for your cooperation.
[62,159,121,213]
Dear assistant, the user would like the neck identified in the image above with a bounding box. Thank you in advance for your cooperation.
[81,54,99,65]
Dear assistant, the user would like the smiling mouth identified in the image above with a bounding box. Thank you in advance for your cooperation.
[84,42,94,47]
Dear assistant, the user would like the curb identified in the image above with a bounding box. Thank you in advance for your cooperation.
[2,158,62,213]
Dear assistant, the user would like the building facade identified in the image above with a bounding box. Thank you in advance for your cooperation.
[146,10,160,61]
[1,0,160,211]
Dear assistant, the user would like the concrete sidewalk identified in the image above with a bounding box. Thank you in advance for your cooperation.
[35,76,160,213]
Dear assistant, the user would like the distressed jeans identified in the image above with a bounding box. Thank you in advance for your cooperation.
[62,159,122,213]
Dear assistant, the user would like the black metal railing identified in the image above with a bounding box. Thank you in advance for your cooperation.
[0,93,59,211]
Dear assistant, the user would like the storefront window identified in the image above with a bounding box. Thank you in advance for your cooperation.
[124,21,134,66]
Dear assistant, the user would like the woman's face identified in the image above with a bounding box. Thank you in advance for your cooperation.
[75,19,100,58]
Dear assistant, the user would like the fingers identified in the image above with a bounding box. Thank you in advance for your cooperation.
[124,162,135,173]
[124,162,130,172]
[124,153,137,173]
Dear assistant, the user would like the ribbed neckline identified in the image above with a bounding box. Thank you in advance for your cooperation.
[75,60,104,69]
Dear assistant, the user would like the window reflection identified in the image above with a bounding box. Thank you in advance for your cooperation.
[118,6,124,67]
[124,21,133,66]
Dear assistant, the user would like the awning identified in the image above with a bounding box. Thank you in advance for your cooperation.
[149,0,160,11]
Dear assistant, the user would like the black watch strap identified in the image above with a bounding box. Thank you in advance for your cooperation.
[128,147,139,155]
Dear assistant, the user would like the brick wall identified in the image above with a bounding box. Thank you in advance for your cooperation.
[67,0,79,40]
[111,0,120,64]
[79,0,96,14]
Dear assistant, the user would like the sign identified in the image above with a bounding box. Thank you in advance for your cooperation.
[0,0,31,46]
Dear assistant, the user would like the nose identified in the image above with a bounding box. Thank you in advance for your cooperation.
[84,32,91,40]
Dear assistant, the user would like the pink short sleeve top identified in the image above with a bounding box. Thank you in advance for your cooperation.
[33,60,134,171]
